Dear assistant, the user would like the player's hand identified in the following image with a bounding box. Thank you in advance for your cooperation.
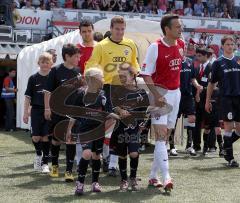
[196,85,203,93]
[154,96,166,108]
[66,130,72,143]
[23,113,29,124]
[205,101,212,113]
[119,109,131,119]
[195,93,200,103]
[44,109,51,120]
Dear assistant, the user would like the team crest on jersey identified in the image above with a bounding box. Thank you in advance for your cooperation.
[179,48,184,57]
[124,49,129,56]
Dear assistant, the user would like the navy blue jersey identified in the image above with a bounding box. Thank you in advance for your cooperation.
[25,72,48,108]
[210,56,240,96]
[180,58,196,96]
[73,89,106,132]
[45,63,80,93]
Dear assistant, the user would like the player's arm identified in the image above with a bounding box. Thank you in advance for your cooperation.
[23,76,33,124]
[131,42,140,73]
[85,43,102,71]
[44,68,56,120]
[205,61,219,113]
[140,43,165,107]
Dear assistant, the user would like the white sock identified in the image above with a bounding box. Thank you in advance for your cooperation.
[155,141,171,182]
[149,151,159,179]
[76,144,83,165]
[108,154,118,169]
[102,144,109,160]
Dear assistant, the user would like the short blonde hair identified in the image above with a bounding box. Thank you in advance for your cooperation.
[110,16,126,28]
[38,52,53,64]
[84,67,103,81]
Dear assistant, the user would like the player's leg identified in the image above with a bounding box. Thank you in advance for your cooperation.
[31,108,43,171]
[194,103,203,152]
[41,135,50,173]
[76,143,83,169]
[65,143,76,182]
[102,138,110,172]
[49,115,62,178]
[185,115,197,156]
[128,134,140,191]
[75,145,92,196]
[215,126,224,157]
[91,138,104,193]
[223,121,237,167]
[32,135,42,171]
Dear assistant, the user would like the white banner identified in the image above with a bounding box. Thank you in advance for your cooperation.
[16,9,52,30]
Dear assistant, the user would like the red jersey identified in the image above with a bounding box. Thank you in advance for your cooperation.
[77,43,94,74]
[140,38,185,90]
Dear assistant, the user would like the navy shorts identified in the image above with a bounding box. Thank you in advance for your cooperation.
[110,122,140,157]
[48,113,66,140]
[81,138,104,155]
[221,96,240,122]
[31,108,48,137]
[204,101,221,129]
[178,95,195,117]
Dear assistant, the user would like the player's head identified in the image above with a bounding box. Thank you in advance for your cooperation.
[110,16,126,42]
[79,19,94,43]
[84,67,104,90]
[93,32,104,42]
[118,62,137,86]
[38,52,53,71]
[8,68,16,78]
[62,43,80,66]
[221,35,235,55]
[46,49,57,64]
[196,47,211,63]
[161,14,182,39]
[104,30,111,39]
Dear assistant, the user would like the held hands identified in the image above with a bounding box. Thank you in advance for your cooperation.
[154,96,166,108]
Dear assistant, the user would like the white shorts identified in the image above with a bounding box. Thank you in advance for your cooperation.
[149,87,181,129]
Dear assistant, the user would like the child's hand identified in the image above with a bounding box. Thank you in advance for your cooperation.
[23,113,29,124]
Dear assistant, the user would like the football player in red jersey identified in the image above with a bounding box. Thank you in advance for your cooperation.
[77,19,96,75]
[141,14,184,192]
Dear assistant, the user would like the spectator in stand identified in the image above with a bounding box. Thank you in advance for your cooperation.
[202,7,210,17]
[37,2,47,10]
[199,32,208,47]
[222,7,231,18]
[157,0,168,16]
[132,1,140,12]
[206,0,216,17]
[184,2,193,16]
[49,1,58,10]
[226,0,234,17]
[76,0,84,8]
[12,1,21,27]
[101,0,110,10]
[65,0,73,8]
[22,0,35,9]
[194,0,204,16]
[187,31,199,45]
[58,0,66,8]
[234,0,240,19]
[109,0,122,11]
[139,1,146,13]
[13,0,20,8]
[82,0,95,9]
[32,0,41,8]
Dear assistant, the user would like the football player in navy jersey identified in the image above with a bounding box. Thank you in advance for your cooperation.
[169,56,203,156]
[23,52,53,173]
[206,35,240,167]
[44,44,81,180]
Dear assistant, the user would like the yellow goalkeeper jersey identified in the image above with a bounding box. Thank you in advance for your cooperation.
[85,37,140,84]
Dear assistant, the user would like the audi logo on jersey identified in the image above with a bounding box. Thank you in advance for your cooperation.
[169,58,182,69]
[112,57,127,63]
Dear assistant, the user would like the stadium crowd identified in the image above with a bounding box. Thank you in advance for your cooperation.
[14,0,240,19]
